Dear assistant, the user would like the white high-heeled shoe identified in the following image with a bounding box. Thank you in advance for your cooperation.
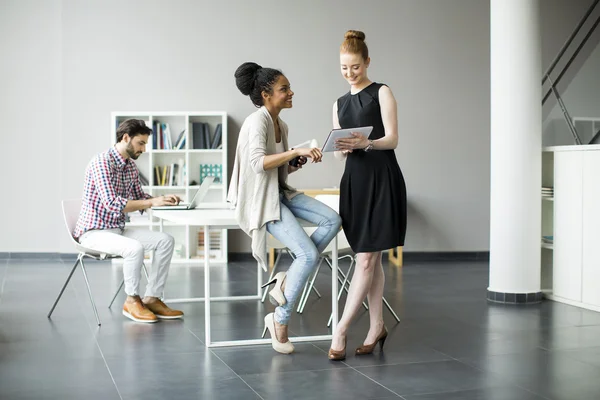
[262,312,294,354]
[261,271,287,306]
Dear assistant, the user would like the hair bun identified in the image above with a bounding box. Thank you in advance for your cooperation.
[344,30,365,41]
[234,62,263,96]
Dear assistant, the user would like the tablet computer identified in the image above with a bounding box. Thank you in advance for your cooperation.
[321,126,373,152]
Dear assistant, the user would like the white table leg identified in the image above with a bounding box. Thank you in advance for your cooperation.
[332,235,339,333]
[204,224,211,346]
[257,258,262,296]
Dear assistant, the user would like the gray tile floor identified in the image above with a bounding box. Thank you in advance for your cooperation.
[1,256,600,400]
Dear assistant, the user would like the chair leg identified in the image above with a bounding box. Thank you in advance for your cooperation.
[48,255,81,319]
[109,261,150,308]
[298,257,324,314]
[79,258,101,326]
[108,279,125,309]
[261,250,282,303]
[325,256,368,310]
[142,262,149,281]
[296,281,310,313]
[382,296,401,323]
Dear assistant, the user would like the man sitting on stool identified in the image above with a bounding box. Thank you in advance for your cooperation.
[73,118,184,323]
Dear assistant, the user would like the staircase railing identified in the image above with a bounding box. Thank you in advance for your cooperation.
[542,0,600,145]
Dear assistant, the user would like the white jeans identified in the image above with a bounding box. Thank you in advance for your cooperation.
[79,227,175,298]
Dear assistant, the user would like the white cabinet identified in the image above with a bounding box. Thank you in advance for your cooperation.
[553,151,583,302]
[543,145,600,311]
[582,151,600,307]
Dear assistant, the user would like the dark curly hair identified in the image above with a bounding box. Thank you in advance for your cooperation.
[234,62,283,107]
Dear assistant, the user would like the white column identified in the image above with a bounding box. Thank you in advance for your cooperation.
[489,0,542,299]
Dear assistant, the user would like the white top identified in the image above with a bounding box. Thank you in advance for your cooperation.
[226,107,299,271]
[275,141,284,154]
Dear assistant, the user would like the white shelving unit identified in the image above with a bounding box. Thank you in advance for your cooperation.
[111,111,228,265]
[541,145,600,312]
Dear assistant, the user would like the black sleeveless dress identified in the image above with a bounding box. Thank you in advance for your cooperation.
[337,82,407,253]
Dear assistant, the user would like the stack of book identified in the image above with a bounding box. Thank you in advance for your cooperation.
[192,122,222,149]
[152,122,185,150]
[542,186,554,198]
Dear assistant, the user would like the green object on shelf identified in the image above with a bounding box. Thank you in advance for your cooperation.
[200,163,222,184]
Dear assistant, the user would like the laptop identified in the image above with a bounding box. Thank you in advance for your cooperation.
[151,176,215,210]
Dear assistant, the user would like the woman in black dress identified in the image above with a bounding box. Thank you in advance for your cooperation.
[328,30,407,361]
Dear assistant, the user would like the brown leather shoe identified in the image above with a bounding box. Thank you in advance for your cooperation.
[355,326,388,355]
[143,299,184,320]
[122,299,158,323]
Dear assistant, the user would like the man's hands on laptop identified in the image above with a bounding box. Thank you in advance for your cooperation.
[150,195,181,207]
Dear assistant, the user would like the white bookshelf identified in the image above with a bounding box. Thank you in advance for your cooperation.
[111,111,228,265]
[541,146,600,312]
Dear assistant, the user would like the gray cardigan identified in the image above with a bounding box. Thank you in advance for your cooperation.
[227,107,300,270]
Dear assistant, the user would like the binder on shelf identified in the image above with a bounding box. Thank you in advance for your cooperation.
[192,122,205,149]
[203,123,211,149]
[211,123,222,149]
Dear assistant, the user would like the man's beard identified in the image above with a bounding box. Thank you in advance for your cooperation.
[126,143,141,160]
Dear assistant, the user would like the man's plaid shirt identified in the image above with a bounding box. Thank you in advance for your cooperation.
[73,147,151,239]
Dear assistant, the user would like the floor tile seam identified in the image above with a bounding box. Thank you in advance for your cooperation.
[344,364,405,398]
[352,358,463,372]
[238,366,354,379]
[550,344,600,354]
[574,322,600,327]
[346,356,459,369]
[94,341,125,400]
[187,329,266,400]
[431,349,553,400]
[61,258,124,400]
[393,385,550,399]
[308,339,403,397]
[552,350,600,370]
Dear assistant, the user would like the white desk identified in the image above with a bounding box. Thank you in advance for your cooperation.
[152,207,339,348]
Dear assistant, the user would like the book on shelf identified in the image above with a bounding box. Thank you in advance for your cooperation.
[191,122,222,149]
[211,123,222,149]
[192,122,205,149]
[174,129,186,149]
[196,229,221,257]
[542,235,553,244]
[152,121,183,150]
[542,186,554,197]
[152,161,186,186]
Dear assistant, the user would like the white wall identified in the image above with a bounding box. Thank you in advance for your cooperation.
[0,0,588,254]
[0,0,62,251]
